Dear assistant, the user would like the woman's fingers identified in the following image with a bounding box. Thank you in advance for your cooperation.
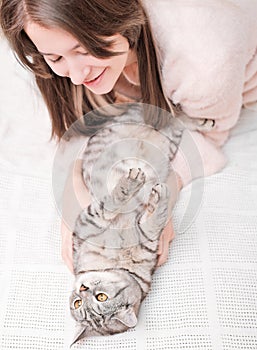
[61,220,74,274]
[157,219,175,266]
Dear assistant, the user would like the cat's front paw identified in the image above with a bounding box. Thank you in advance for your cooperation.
[137,183,169,241]
[124,168,146,195]
[128,168,145,185]
[146,183,169,214]
[112,168,146,203]
[114,168,145,201]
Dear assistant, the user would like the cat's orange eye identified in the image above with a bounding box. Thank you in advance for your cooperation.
[74,299,83,309]
[96,293,108,302]
[80,284,88,292]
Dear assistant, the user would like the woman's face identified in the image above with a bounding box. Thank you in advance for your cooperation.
[25,22,132,94]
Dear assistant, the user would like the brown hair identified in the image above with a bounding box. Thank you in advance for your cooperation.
[0,0,174,139]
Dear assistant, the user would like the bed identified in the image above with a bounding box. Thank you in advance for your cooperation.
[0,38,256,350]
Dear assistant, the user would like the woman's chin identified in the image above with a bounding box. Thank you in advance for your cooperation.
[85,84,114,96]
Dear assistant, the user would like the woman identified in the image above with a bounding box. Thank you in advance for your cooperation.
[1,0,257,271]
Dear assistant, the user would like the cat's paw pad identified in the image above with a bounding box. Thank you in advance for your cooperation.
[197,118,215,131]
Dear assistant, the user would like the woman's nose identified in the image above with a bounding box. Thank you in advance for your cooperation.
[68,62,90,86]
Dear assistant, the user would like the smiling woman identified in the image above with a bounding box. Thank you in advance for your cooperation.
[24,23,133,93]
[1,0,257,348]
[2,0,257,313]
[0,0,180,282]
[0,0,169,139]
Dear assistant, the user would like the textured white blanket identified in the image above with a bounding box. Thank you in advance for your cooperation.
[0,38,257,350]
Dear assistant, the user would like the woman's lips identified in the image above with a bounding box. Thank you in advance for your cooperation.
[83,68,107,87]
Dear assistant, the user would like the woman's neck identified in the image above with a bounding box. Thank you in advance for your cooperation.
[114,74,141,102]
[122,49,140,86]
[114,49,141,101]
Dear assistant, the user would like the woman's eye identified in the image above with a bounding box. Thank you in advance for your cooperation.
[77,51,88,56]
[96,293,108,302]
[49,56,62,63]
[74,299,83,309]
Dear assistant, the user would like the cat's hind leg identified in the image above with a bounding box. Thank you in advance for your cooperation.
[137,183,169,242]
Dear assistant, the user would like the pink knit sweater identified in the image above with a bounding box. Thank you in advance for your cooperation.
[144,0,257,185]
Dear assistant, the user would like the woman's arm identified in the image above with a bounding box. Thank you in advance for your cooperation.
[61,159,91,273]
[144,0,257,186]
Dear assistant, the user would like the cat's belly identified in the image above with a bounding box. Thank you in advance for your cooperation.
[76,242,157,283]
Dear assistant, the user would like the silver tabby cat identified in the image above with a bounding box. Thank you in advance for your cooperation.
[69,104,214,346]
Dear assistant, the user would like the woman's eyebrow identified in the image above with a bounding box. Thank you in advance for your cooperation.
[38,43,81,56]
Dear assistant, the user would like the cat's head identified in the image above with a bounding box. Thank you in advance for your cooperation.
[70,269,143,346]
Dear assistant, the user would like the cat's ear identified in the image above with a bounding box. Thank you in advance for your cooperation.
[113,307,138,328]
[70,325,87,348]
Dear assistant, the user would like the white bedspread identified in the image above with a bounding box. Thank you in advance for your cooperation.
[0,38,257,350]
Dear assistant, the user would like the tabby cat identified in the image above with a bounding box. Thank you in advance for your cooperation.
[69,104,214,346]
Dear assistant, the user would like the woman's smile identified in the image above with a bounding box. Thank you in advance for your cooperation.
[83,68,107,88]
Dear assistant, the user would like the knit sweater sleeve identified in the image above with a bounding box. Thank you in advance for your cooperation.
[144,0,257,185]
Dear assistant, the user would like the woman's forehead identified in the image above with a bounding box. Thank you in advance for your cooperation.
[24,22,81,54]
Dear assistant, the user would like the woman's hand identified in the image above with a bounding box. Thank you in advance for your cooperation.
[157,219,175,266]
[156,171,182,266]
